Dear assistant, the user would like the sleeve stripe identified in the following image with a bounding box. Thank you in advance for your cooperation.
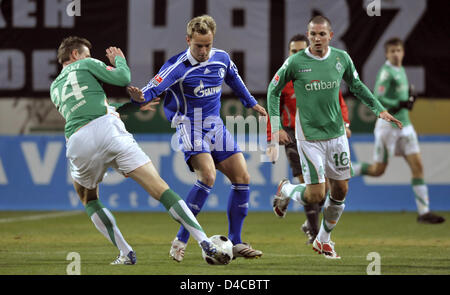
[159,54,187,79]
[141,54,187,93]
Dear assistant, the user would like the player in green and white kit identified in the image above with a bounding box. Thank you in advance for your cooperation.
[50,36,230,265]
[267,16,402,259]
[352,38,445,224]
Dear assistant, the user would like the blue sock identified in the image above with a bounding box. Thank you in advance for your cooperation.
[176,180,211,243]
[227,183,250,245]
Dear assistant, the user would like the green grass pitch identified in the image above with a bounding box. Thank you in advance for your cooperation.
[0,211,449,275]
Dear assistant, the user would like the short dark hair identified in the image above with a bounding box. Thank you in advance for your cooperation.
[384,37,404,52]
[308,15,332,30]
[57,36,92,65]
[289,34,309,47]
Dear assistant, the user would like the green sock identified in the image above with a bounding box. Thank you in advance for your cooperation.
[361,163,370,175]
[160,189,208,243]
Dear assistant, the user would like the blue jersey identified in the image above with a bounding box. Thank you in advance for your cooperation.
[141,48,257,124]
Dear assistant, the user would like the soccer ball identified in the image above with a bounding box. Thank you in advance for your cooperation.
[202,235,234,265]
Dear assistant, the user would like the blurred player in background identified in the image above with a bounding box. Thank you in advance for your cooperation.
[268,16,402,259]
[50,36,229,265]
[266,34,352,244]
[130,15,266,262]
[352,38,445,224]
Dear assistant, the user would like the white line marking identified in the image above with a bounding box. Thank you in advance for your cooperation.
[0,211,83,223]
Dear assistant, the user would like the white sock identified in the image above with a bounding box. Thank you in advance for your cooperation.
[352,162,362,176]
[412,180,430,215]
[317,196,345,243]
[90,208,133,255]
[159,189,210,245]
[281,183,307,205]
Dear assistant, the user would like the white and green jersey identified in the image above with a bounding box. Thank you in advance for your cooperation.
[50,56,131,138]
[373,61,410,127]
[267,46,386,141]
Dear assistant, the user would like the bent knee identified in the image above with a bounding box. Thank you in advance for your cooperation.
[229,171,250,185]
[331,187,348,200]
[199,171,216,187]
[239,171,251,184]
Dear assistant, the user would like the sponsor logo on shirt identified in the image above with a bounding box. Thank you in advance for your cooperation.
[299,68,312,73]
[194,80,221,97]
[305,79,340,91]
[106,66,115,71]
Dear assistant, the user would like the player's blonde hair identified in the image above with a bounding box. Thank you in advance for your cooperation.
[186,15,216,38]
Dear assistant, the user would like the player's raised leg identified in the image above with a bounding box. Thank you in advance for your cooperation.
[217,153,263,259]
[352,162,388,177]
[273,140,327,217]
[353,122,390,178]
[74,182,136,265]
[128,161,229,264]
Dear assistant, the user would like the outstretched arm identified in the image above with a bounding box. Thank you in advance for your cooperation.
[86,47,131,86]
[127,86,161,111]
[109,87,161,115]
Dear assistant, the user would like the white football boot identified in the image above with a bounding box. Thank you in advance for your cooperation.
[110,251,137,265]
[169,238,187,262]
[312,238,341,259]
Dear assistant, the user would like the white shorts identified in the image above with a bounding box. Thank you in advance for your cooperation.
[66,113,150,189]
[373,119,420,163]
[297,134,352,184]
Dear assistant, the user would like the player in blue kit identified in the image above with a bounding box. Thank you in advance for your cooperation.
[129,15,266,262]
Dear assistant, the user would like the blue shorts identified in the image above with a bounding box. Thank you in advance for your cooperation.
[176,120,241,172]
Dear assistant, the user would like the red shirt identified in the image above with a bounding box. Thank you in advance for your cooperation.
[267,82,350,141]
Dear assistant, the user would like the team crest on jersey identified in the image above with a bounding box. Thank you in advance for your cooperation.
[272,74,280,86]
[335,61,342,73]
[151,74,164,86]
[218,68,225,78]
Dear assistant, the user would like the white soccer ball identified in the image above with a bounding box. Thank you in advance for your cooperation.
[202,235,234,265]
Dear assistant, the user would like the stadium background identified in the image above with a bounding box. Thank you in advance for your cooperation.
[0,0,449,212]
